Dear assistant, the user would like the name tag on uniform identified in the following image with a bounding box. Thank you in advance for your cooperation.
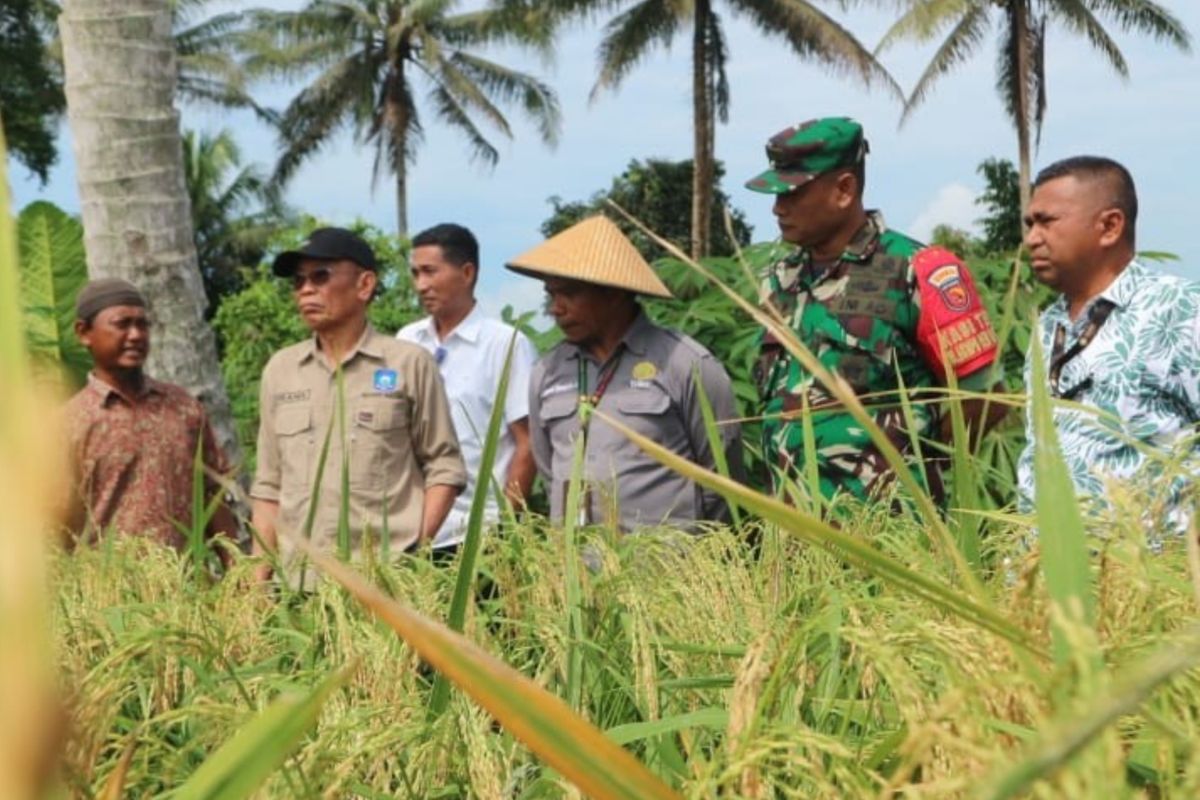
[373,368,398,393]
[630,379,655,390]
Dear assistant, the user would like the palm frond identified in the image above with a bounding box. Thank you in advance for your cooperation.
[450,52,562,145]
[706,10,731,124]
[994,7,1044,137]
[272,51,377,187]
[899,2,992,122]
[1083,0,1192,52]
[874,0,978,54]
[427,84,501,167]
[420,45,513,139]
[591,0,685,100]
[733,0,903,99]
[1049,0,1129,76]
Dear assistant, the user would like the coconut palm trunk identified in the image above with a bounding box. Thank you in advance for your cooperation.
[59,0,240,463]
[690,0,715,260]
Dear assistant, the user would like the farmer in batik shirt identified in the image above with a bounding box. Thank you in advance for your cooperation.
[1017,156,1200,536]
[745,117,1003,504]
[64,279,237,557]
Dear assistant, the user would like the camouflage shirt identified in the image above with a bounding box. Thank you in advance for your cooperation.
[756,212,998,503]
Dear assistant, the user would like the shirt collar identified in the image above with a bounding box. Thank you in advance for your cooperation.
[298,323,384,366]
[566,309,653,361]
[840,210,886,263]
[415,303,484,345]
[86,372,166,406]
[1048,258,1144,322]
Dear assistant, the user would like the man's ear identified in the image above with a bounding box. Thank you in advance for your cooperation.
[74,319,91,346]
[358,269,379,301]
[833,171,858,209]
[462,261,478,290]
[1097,208,1127,248]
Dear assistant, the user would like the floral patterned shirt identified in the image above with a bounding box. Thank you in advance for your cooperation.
[66,373,229,549]
[1017,261,1200,532]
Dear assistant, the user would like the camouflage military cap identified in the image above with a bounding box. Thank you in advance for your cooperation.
[745,117,868,194]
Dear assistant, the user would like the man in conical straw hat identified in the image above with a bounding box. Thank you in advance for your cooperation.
[507,215,743,531]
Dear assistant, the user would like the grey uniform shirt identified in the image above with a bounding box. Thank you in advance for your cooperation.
[529,313,743,530]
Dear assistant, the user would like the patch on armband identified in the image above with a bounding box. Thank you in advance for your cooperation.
[927,263,970,312]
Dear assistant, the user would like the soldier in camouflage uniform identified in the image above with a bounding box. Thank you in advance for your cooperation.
[745,117,1002,503]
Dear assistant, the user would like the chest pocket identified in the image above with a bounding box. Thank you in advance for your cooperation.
[350,395,410,491]
[614,385,676,442]
[821,262,906,395]
[274,403,314,485]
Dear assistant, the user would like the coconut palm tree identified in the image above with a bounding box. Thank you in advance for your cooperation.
[877,0,1191,219]
[238,0,562,235]
[60,0,240,460]
[557,0,897,259]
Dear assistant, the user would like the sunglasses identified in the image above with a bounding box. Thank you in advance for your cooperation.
[291,265,339,291]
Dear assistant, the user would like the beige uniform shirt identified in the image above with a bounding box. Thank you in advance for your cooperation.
[251,325,466,579]
[529,313,743,531]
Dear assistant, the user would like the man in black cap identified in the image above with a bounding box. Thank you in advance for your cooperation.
[64,278,237,558]
[250,227,467,585]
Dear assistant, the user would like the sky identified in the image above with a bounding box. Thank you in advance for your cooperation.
[11,2,1200,320]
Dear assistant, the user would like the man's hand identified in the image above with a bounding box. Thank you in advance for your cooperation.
[250,498,280,583]
[419,483,459,544]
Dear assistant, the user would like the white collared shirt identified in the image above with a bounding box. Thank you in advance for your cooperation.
[398,304,537,547]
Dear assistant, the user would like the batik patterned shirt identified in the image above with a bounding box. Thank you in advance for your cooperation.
[1017,261,1200,531]
[66,374,229,549]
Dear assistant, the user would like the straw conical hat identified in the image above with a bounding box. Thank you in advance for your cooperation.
[505,215,673,299]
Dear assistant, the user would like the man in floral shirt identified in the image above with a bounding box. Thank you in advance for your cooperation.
[65,279,237,556]
[1017,156,1200,535]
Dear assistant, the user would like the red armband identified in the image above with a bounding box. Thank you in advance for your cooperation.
[912,246,998,380]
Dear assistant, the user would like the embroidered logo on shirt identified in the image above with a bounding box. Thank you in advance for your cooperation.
[927,263,970,312]
[631,361,658,381]
[275,389,311,403]
[540,381,575,399]
[373,368,398,393]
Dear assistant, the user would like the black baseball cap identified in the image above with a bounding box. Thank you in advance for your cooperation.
[271,227,379,277]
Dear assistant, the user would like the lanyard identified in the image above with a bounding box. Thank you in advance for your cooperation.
[578,349,624,416]
[1049,298,1115,400]
[572,348,623,527]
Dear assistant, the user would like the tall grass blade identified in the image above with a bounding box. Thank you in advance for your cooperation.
[429,333,518,715]
[593,409,1040,655]
[98,730,138,800]
[296,542,683,800]
[692,365,742,527]
[0,125,62,800]
[607,201,986,601]
[335,366,351,561]
[561,428,588,712]
[1028,326,1094,660]
[173,666,350,800]
[981,627,1200,800]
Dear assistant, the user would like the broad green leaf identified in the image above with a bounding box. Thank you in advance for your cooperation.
[296,542,682,800]
[173,666,350,800]
[16,200,90,387]
[1028,325,1094,661]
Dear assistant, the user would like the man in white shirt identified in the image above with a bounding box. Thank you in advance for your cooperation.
[398,223,538,554]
